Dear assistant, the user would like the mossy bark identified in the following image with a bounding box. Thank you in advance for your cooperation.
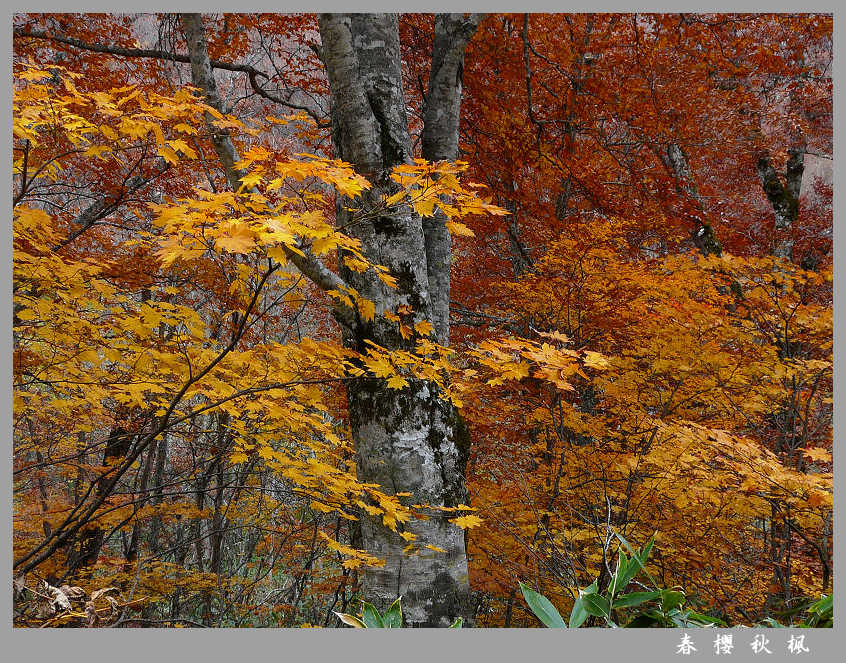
[756,149,804,261]
[319,13,480,626]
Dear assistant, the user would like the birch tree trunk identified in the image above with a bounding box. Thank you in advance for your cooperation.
[318,13,480,626]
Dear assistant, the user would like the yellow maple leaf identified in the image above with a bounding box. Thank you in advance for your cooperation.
[450,514,483,529]
[215,223,256,254]
[310,501,335,513]
[357,298,376,322]
[238,171,263,191]
[230,451,248,464]
[157,145,181,165]
[445,220,475,237]
[166,139,198,159]
[174,122,199,135]
[386,375,408,390]
[538,330,571,344]
[413,197,437,217]
[344,255,370,273]
[18,67,51,81]
[243,145,271,162]
[802,447,832,463]
[84,144,111,159]
[582,350,610,370]
[378,271,398,288]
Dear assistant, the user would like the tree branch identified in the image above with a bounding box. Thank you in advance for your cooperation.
[14,26,328,125]
[180,13,348,299]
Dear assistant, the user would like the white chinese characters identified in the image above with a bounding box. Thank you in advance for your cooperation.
[677,633,697,656]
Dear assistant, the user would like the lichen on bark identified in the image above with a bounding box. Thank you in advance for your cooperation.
[318,12,481,626]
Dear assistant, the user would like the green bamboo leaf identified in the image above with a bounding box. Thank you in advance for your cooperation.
[610,549,628,597]
[807,594,832,617]
[660,589,685,613]
[360,601,384,628]
[761,617,787,628]
[615,548,645,594]
[614,531,658,587]
[383,597,402,628]
[569,596,589,628]
[519,581,567,628]
[687,611,726,627]
[614,591,661,609]
[640,535,655,563]
[581,591,610,618]
[569,580,601,627]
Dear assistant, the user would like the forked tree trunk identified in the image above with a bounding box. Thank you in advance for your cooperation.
[183,11,481,626]
[757,147,804,261]
[318,13,480,626]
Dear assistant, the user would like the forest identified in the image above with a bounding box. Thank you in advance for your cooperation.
[12,13,832,629]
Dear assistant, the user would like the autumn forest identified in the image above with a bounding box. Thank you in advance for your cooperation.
[12,13,832,628]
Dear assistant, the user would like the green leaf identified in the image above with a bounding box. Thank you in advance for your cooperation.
[581,591,610,619]
[383,597,402,628]
[449,617,463,628]
[640,535,655,564]
[610,549,628,597]
[569,597,590,629]
[660,589,685,613]
[761,617,787,628]
[360,601,384,628]
[568,581,598,628]
[519,581,567,628]
[614,531,636,555]
[614,532,658,587]
[614,550,643,593]
[614,591,661,609]
[807,594,832,617]
[335,612,367,628]
[687,611,726,627]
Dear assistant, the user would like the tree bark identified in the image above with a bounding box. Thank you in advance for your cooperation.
[660,142,722,256]
[181,13,345,295]
[421,13,484,345]
[65,414,141,581]
[180,11,480,627]
[318,12,478,626]
[756,147,804,261]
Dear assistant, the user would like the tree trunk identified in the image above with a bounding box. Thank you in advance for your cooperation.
[660,142,722,256]
[421,13,483,344]
[756,147,804,261]
[318,13,480,626]
[181,11,481,627]
[66,418,139,581]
